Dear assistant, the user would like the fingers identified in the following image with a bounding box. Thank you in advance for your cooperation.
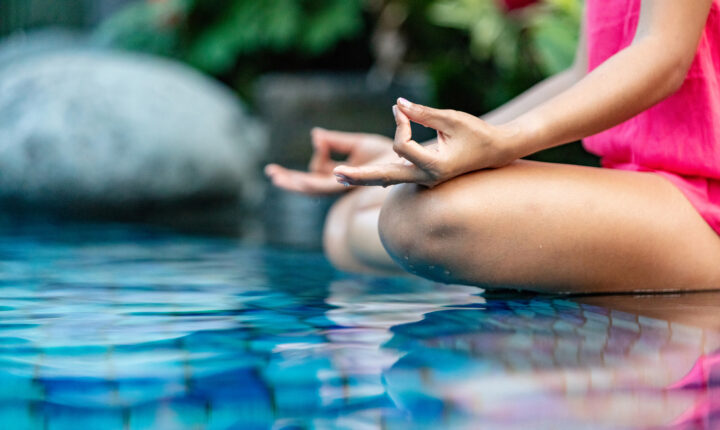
[309,129,332,173]
[392,105,438,169]
[309,128,374,173]
[308,128,343,173]
[266,164,348,195]
[396,97,456,132]
[393,105,412,143]
[313,128,369,153]
[333,163,429,187]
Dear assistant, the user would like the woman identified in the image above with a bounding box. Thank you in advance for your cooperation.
[266,0,720,293]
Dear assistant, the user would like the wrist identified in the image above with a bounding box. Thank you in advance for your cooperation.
[497,114,547,160]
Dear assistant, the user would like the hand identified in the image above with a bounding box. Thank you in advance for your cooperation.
[333,98,517,188]
[265,128,396,195]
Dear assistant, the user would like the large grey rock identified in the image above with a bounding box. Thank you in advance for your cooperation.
[0,46,265,210]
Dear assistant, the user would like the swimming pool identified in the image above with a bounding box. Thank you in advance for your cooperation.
[0,218,717,429]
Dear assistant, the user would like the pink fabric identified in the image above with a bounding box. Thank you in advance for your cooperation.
[583,0,720,234]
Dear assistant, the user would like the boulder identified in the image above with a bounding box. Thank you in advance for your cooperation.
[0,36,265,211]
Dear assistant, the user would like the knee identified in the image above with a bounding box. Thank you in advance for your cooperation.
[378,184,464,280]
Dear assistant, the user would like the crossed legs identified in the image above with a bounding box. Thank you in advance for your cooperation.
[324,161,720,293]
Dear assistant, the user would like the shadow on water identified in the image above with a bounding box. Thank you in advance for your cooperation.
[0,218,717,429]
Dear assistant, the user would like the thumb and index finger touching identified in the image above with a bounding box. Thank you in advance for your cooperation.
[268,98,453,190]
[332,98,446,187]
[391,101,438,170]
[266,128,362,194]
[309,128,371,173]
[396,97,456,133]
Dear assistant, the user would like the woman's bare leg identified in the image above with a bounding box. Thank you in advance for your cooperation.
[377,160,720,293]
[323,186,401,275]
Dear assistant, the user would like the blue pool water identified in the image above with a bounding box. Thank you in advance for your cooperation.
[0,219,718,429]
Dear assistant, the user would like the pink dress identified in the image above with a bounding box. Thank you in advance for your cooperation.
[583,0,720,234]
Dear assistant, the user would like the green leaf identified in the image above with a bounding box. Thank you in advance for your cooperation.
[97,0,366,75]
[531,8,579,75]
[302,0,363,54]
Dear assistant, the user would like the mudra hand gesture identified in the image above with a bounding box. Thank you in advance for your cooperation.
[265,128,397,195]
[334,98,517,188]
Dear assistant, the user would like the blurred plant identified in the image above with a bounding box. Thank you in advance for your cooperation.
[404,0,580,112]
[95,0,582,117]
[429,0,581,76]
[94,0,366,76]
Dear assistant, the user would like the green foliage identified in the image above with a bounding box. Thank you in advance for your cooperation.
[94,0,583,118]
[93,0,183,57]
[531,0,582,74]
[428,0,581,76]
[403,0,580,114]
[94,0,365,75]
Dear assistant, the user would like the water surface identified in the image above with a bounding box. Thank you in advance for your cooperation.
[0,219,717,429]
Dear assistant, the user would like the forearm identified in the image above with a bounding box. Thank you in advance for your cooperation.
[502,0,713,159]
[504,40,684,158]
[419,67,583,146]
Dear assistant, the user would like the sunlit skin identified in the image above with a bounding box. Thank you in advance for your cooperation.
[266,0,720,293]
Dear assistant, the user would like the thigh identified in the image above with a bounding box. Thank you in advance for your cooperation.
[378,160,720,293]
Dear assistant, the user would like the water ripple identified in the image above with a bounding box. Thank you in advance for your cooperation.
[0,222,717,429]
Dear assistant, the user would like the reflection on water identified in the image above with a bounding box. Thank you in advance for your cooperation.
[0,220,718,429]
